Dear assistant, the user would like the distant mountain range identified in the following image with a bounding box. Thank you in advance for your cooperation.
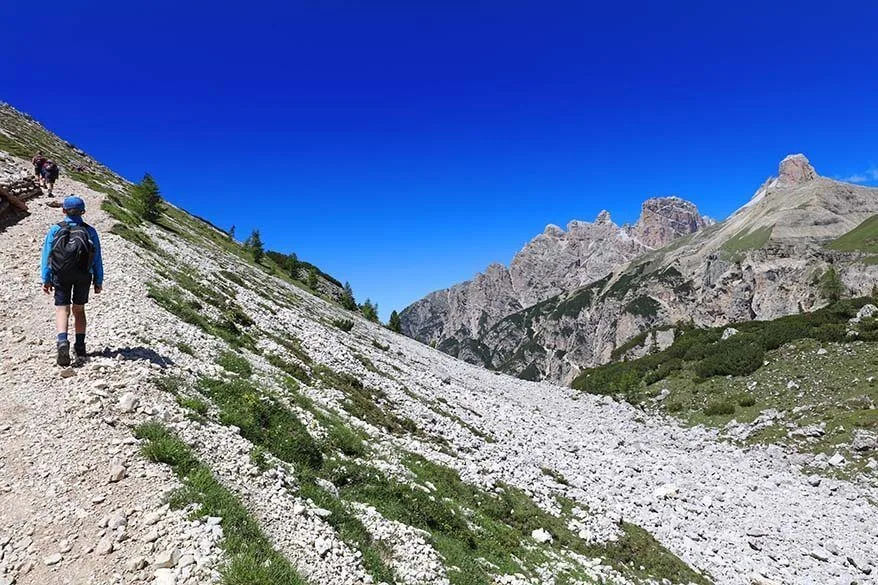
[401,154,878,383]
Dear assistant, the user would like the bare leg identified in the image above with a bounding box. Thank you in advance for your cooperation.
[72,305,86,334]
[55,306,70,335]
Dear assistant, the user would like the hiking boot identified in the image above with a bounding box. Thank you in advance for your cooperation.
[74,343,87,361]
[57,341,71,367]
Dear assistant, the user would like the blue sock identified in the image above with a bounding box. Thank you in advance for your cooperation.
[57,332,68,343]
[75,333,86,345]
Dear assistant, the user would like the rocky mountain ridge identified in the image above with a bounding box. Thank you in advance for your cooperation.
[469,155,878,383]
[401,196,710,352]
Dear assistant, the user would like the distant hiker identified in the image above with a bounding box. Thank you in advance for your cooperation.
[32,151,46,182]
[41,160,59,196]
[40,196,104,366]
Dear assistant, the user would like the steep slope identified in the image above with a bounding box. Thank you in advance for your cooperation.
[401,197,709,356]
[472,155,878,383]
[1,108,877,585]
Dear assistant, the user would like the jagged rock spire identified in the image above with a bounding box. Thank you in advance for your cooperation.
[778,154,817,185]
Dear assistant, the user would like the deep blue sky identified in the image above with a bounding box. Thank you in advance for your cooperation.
[4,1,878,319]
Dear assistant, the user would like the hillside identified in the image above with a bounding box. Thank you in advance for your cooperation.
[572,299,878,480]
[446,155,878,384]
[0,105,876,585]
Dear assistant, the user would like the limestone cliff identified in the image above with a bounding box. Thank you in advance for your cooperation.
[401,196,709,350]
[481,155,878,383]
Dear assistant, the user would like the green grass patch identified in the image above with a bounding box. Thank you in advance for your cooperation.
[108,223,158,252]
[312,365,424,438]
[133,422,308,585]
[199,378,323,471]
[216,351,254,378]
[147,284,256,350]
[196,377,395,582]
[721,225,774,253]
[266,353,311,384]
[829,214,878,253]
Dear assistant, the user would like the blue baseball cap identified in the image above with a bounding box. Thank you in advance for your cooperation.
[62,196,86,212]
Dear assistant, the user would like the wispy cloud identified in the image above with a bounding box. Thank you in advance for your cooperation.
[839,166,878,184]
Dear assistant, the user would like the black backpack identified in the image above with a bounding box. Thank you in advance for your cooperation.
[43,162,59,180]
[49,222,96,276]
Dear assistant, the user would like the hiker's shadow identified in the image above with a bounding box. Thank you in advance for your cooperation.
[96,346,175,368]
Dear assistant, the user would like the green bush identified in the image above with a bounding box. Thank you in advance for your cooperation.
[813,323,848,342]
[695,334,764,378]
[333,318,354,332]
[703,400,736,416]
[760,316,811,350]
[737,395,757,407]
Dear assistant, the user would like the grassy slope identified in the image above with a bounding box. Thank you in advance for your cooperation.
[573,300,878,480]
[829,214,878,254]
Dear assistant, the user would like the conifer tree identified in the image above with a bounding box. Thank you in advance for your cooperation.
[820,266,844,302]
[361,299,379,323]
[228,225,236,240]
[341,282,357,310]
[286,253,300,279]
[308,267,319,290]
[388,310,402,333]
[244,229,264,263]
[131,173,161,222]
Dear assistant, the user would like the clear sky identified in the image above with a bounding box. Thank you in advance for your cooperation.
[4,1,878,319]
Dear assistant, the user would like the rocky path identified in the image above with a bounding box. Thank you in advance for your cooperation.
[0,172,225,585]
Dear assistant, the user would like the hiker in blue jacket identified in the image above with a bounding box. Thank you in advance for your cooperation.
[40,196,104,366]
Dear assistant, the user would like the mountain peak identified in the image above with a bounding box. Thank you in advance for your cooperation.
[595,210,613,224]
[778,153,817,185]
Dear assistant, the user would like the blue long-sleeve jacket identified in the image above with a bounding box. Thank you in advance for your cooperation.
[40,216,104,285]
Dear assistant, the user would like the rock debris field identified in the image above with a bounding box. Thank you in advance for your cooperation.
[0,153,876,585]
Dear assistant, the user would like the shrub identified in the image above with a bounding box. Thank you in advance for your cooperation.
[695,334,764,378]
[703,400,736,416]
[760,316,811,350]
[624,295,661,318]
[333,318,354,332]
[813,323,847,342]
[738,395,757,407]
[665,401,684,413]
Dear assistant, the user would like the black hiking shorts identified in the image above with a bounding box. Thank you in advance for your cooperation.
[52,272,92,306]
